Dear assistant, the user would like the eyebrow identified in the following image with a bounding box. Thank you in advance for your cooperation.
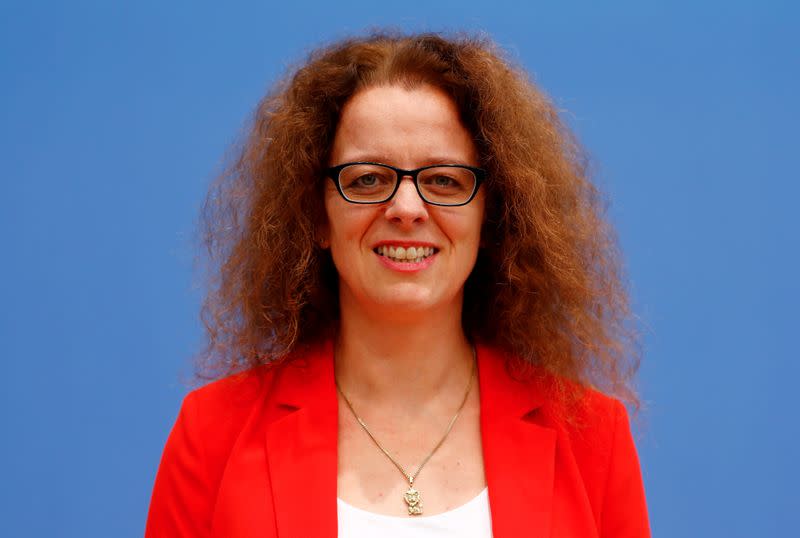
[334,155,475,167]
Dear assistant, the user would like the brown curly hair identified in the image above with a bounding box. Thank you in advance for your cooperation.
[198,31,640,407]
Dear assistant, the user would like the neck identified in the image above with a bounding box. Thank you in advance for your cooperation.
[334,296,474,410]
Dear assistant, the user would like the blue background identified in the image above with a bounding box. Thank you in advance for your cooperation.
[2,1,797,536]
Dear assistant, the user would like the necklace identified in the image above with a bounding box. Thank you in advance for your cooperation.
[335,348,476,516]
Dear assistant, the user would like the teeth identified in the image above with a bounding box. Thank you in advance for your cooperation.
[375,245,436,262]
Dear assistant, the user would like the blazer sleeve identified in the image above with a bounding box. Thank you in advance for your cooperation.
[145,391,213,538]
[600,400,651,538]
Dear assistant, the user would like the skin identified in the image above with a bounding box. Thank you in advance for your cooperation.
[323,83,487,517]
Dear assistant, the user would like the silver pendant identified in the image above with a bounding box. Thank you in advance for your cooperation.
[403,486,423,515]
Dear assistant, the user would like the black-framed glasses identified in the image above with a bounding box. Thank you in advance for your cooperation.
[327,162,486,206]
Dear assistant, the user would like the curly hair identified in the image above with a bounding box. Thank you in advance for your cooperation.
[198,31,640,408]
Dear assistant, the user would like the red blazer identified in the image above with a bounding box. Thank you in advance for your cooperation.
[146,341,650,537]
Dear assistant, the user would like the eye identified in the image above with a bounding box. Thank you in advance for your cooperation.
[339,164,395,191]
[355,174,380,187]
[432,175,456,187]
[346,172,392,190]
[421,173,463,189]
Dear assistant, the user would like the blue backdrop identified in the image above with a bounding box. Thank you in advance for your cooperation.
[2,1,797,536]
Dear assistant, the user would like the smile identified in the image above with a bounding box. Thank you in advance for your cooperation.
[373,245,438,263]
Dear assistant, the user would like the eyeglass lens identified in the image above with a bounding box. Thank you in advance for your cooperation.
[338,164,476,204]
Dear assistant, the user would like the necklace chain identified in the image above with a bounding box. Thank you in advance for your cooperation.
[335,347,476,515]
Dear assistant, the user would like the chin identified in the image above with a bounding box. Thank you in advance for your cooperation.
[374,290,436,312]
[371,285,464,320]
[340,279,461,320]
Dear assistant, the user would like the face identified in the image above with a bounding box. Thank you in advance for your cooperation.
[322,83,485,319]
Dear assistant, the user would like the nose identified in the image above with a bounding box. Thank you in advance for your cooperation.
[384,176,428,226]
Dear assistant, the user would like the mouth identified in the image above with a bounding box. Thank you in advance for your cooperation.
[373,245,439,264]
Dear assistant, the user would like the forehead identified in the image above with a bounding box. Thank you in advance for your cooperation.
[330,83,478,166]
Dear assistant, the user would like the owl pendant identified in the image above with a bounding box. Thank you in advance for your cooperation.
[404,486,423,515]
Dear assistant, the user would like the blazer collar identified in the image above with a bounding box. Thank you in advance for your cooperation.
[477,344,557,537]
[262,341,556,538]
[265,340,339,537]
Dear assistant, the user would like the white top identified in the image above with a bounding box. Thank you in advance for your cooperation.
[337,488,493,537]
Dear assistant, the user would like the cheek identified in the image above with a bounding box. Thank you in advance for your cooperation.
[455,211,485,265]
[324,195,348,241]
[443,207,485,248]
[468,200,487,246]
[325,200,376,251]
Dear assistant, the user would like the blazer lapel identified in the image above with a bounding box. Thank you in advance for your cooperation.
[265,341,339,537]
[213,341,563,537]
[477,344,556,538]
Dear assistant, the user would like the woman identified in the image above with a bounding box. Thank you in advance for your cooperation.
[146,32,650,537]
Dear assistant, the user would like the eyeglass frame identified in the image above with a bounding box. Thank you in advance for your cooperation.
[326,161,487,207]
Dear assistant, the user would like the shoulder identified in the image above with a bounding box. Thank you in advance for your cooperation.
[478,343,626,440]
[480,344,638,498]
[477,345,648,534]
[147,364,282,536]
[185,363,281,416]
[544,386,631,470]
[526,375,646,534]
[170,365,279,475]
[514,362,632,473]
[538,381,645,532]
[182,365,278,434]
[176,341,333,455]
[561,390,648,536]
